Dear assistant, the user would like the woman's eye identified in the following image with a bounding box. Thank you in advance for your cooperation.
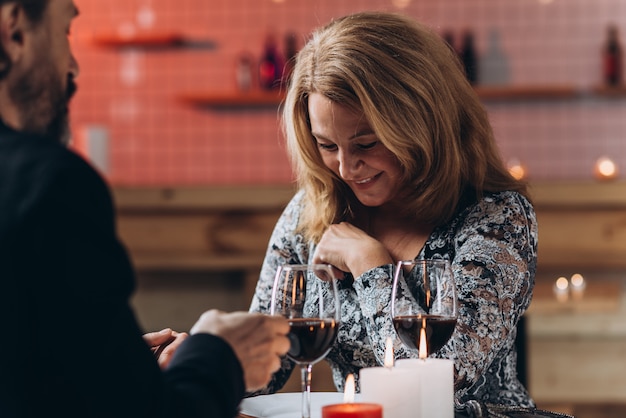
[357,141,378,150]
[317,142,337,151]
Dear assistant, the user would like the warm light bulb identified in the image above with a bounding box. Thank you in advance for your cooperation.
[594,157,618,180]
[392,0,411,8]
[343,374,356,403]
[507,159,527,180]
[137,3,156,29]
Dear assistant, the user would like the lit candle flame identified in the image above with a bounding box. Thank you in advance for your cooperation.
[555,277,569,291]
[384,337,394,368]
[570,273,585,289]
[343,374,355,403]
[553,276,570,303]
[570,273,586,300]
[419,323,428,360]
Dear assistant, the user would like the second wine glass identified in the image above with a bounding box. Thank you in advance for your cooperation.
[270,264,340,418]
[391,259,457,357]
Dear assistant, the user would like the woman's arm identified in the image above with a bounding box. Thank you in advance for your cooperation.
[248,191,309,394]
[440,192,537,399]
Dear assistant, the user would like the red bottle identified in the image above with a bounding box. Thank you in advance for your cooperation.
[603,24,623,86]
[258,34,283,90]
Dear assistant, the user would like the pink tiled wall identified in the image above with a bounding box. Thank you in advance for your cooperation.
[71,0,626,185]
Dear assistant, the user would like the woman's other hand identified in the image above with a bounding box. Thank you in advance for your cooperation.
[312,222,392,278]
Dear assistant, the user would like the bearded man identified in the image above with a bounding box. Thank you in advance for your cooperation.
[0,2,289,417]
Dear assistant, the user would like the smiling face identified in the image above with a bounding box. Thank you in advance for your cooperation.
[308,93,403,209]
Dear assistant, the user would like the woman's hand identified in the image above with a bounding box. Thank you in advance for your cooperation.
[143,328,188,369]
[312,222,393,278]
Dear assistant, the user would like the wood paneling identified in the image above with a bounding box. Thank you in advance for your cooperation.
[114,185,295,301]
[114,182,626,408]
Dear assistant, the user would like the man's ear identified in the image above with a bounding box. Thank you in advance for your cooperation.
[0,3,27,74]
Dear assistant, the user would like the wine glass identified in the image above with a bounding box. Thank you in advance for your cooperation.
[391,259,457,358]
[270,264,340,418]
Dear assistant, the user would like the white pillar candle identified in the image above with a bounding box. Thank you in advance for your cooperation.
[395,358,454,418]
[359,338,421,418]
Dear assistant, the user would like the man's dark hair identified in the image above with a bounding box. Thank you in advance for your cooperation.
[0,0,49,79]
[1,0,48,22]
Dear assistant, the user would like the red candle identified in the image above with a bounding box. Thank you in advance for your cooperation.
[321,403,383,418]
[322,374,383,418]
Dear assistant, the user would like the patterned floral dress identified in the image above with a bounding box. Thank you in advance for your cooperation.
[249,189,537,407]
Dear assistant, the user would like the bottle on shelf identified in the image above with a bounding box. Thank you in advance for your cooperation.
[460,29,478,85]
[479,28,510,86]
[603,24,623,87]
[236,52,254,92]
[258,34,283,90]
[441,29,455,53]
[282,32,299,88]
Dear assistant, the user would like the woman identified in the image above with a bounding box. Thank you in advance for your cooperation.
[249,11,537,408]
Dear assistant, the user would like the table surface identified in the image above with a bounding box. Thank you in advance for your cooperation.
[237,393,574,418]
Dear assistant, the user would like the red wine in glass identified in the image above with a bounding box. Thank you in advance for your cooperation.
[271,264,340,418]
[392,314,457,356]
[287,318,339,363]
[391,259,458,357]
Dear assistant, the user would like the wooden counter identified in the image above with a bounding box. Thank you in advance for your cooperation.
[526,182,626,412]
[114,181,626,410]
[113,185,295,302]
[113,181,626,275]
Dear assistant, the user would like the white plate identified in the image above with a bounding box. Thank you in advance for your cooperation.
[239,392,356,418]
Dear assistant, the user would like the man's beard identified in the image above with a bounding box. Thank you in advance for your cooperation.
[9,66,77,146]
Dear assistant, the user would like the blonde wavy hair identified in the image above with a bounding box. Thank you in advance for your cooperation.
[282,11,528,243]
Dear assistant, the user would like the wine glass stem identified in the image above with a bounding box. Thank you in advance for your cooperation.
[300,363,313,418]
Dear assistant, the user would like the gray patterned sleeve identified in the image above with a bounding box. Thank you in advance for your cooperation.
[441,192,537,405]
[350,265,402,363]
[350,192,537,407]
[247,191,308,394]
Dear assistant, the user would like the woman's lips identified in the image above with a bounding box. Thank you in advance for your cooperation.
[351,172,381,187]
[355,177,374,184]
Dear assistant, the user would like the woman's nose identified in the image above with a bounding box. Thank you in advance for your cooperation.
[338,150,361,179]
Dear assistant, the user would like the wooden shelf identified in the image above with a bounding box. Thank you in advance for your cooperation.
[589,84,626,97]
[475,85,579,100]
[130,252,264,272]
[113,185,295,212]
[176,90,285,108]
[91,32,217,50]
[176,85,584,109]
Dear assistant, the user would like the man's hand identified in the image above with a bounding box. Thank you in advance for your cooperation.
[143,328,188,369]
[190,310,290,391]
